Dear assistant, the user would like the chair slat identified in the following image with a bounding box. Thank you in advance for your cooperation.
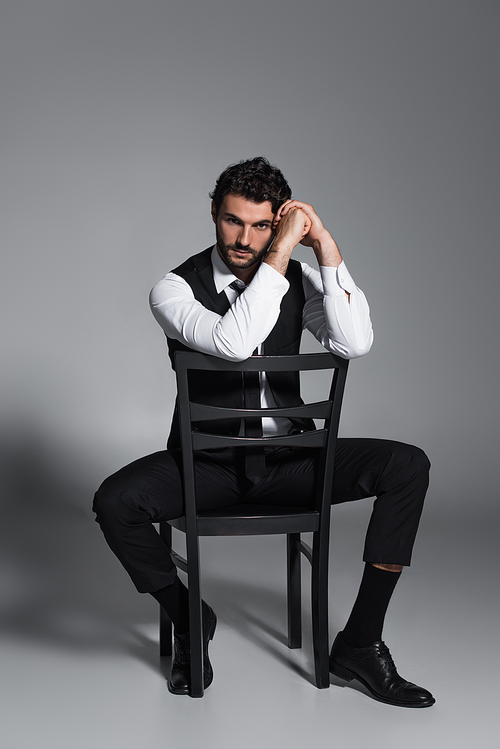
[190,400,332,421]
[177,351,344,373]
[191,428,328,451]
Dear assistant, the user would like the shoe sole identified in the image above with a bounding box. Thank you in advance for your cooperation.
[329,658,435,708]
[168,610,217,696]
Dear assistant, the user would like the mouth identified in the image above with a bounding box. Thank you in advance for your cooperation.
[230,248,254,258]
[217,241,259,268]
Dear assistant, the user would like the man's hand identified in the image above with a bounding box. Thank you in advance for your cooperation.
[263,206,311,276]
[274,200,343,268]
[274,205,312,251]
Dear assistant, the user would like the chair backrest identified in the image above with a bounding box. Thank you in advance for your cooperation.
[174,352,349,526]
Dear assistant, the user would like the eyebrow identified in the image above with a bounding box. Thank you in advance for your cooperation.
[223,212,273,226]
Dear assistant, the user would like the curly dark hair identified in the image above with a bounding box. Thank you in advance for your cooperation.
[209,157,292,216]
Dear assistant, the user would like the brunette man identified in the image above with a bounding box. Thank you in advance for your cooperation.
[94,157,434,707]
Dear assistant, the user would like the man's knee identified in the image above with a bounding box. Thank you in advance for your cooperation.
[403,443,430,473]
[92,473,141,529]
[392,444,431,503]
[378,441,430,498]
[389,441,430,472]
[93,462,183,530]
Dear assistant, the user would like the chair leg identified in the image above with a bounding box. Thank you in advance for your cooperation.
[186,532,204,697]
[287,533,302,649]
[311,531,330,689]
[158,522,173,656]
[159,607,172,656]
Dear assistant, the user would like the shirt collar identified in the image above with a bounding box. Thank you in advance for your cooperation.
[211,245,245,294]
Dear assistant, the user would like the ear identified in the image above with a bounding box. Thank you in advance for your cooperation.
[211,201,217,224]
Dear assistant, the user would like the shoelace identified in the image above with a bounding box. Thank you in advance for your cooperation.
[375,642,397,672]
[173,633,190,665]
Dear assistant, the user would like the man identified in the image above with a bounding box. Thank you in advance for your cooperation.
[94,157,434,707]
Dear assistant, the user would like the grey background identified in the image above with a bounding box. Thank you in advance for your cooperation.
[1,1,498,747]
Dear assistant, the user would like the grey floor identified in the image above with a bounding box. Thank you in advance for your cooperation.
[1,492,497,749]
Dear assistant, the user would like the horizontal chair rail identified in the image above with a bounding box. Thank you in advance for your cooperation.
[170,549,188,573]
[192,428,328,451]
[190,400,332,421]
[179,351,346,373]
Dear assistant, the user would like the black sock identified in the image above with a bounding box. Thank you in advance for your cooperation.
[341,563,401,649]
[150,576,190,635]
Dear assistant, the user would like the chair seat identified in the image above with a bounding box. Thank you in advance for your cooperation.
[169,504,319,536]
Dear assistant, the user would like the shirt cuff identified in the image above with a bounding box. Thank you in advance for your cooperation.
[320,261,356,296]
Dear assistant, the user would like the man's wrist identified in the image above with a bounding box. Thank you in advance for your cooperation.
[263,244,293,276]
[268,239,296,256]
[263,241,295,276]
[312,234,342,267]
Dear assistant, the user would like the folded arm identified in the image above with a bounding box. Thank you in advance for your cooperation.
[266,199,373,357]
[149,262,290,361]
[150,259,372,362]
[302,262,373,358]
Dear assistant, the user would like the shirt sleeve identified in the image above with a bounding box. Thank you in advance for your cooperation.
[149,262,290,361]
[301,261,374,358]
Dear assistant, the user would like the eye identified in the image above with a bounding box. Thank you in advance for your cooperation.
[256,223,271,230]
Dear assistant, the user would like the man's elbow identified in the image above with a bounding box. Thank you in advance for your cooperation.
[211,337,256,362]
[330,333,374,360]
[348,333,374,359]
[347,343,372,359]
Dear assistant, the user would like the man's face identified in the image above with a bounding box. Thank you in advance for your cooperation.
[212,194,275,279]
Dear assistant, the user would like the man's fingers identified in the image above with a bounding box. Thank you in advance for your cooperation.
[274,200,294,225]
[274,206,311,245]
[278,200,301,216]
[274,203,299,227]
[275,200,319,226]
[302,214,313,237]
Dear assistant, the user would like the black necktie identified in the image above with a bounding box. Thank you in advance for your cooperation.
[230,281,266,483]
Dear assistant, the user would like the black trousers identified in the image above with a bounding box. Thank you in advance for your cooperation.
[93,439,430,593]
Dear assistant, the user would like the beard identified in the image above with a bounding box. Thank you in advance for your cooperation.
[215,227,271,271]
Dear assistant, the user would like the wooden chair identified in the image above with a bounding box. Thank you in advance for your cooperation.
[159,351,349,697]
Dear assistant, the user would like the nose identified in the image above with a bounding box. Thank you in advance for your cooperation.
[238,225,252,247]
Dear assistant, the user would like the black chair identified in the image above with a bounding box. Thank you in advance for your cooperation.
[159,351,349,697]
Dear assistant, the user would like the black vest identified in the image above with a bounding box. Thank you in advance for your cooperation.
[166,247,311,448]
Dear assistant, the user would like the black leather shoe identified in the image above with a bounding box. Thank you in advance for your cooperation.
[168,601,217,696]
[329,633,435,708]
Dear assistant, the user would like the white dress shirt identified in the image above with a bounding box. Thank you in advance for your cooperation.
[150,246,373,435]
